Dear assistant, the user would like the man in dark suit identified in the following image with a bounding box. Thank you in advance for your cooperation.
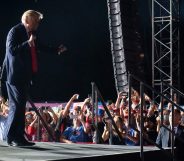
[1,10,66,146]
[170,109,184,161]
[175,124,184,161]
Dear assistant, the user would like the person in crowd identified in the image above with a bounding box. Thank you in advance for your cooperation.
[170,109,184,161]
[92,108,105,144]
[60,98,92,143]
[156,109,170,147]
[115,91,127,109]
[54,94,79,141]
[156,108,184,161]
[123,112,139,146]
[144,105,158,144]
[0,96,8,117]
[181,111,184,126]
[41,127,49,142]
[0,96,9,141]
[102,115,125,145]
[106,100,116,113]
[25,111,37,141]
[167,93,177,111]
[39,107,58,142]
[131,89,140,110]
[1,10,66,146]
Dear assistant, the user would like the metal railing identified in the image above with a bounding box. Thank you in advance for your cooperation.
[128,74,184,161]
[27,96,55,141]
[91,82,124,144]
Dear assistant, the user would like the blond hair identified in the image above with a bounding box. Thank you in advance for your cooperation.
[21,10,43,23]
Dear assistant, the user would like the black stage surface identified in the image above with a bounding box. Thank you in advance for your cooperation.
[0,141,171,161]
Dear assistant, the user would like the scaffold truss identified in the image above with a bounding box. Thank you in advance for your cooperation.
[152,0,180,99]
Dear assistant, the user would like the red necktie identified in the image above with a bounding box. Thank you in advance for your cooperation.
[29,32,38,73]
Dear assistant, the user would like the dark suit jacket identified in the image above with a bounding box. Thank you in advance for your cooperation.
[1,23,58,86]
[2,23,32,85]
[174,124,184,161]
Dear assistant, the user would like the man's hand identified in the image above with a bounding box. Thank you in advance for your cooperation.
[58,44,67,55]
[28,34,36,47]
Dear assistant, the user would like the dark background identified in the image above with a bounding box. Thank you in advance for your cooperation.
[0,0,116,102]
[0,0,184,102]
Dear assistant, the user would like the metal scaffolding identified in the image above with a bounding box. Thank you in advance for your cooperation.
[152,0,180,99]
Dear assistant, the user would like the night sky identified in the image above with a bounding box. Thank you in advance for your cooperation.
[0,0,117,102]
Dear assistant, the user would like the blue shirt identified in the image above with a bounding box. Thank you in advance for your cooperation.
[63,126,91,143]
[124,128,139,146]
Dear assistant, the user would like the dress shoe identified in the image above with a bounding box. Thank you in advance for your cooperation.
[8,139,35,147]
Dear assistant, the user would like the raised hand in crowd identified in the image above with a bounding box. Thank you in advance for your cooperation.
[59,94,79,118]
[115,91,124,109]
[46,107,58,125]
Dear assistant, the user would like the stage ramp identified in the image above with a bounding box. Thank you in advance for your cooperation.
[0,141,171,161]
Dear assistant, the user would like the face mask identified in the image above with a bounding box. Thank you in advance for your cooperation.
[163,114,169,121]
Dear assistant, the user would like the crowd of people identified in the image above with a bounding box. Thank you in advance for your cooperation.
[1,88,184,160]
[0,90,183,145]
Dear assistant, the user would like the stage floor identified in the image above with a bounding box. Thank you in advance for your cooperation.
[0,141,170,161]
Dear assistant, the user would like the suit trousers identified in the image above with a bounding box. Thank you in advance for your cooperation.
[4,82,27,141]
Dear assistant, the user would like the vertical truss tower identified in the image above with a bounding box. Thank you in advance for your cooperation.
[152,0,180,98]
